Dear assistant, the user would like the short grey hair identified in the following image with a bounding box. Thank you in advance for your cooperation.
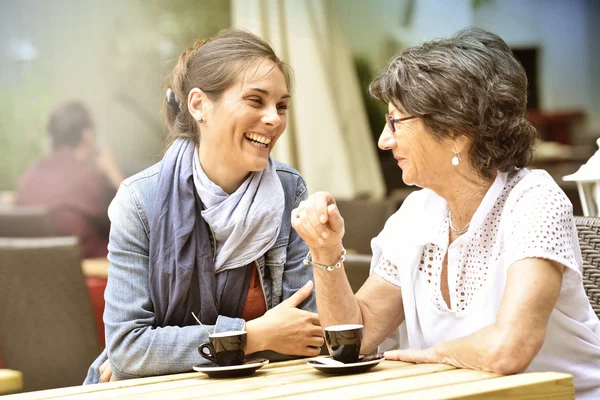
[369,27,539,180]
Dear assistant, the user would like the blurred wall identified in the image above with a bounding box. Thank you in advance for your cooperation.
[1,0,164,178]
[337,0,600,134]
[0,0,229,189]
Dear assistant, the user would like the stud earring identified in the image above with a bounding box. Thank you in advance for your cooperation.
[197,116,204,123]
[451,153,460,166]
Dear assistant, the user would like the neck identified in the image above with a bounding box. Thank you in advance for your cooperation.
[56,145,91,163]
[198,148,249,195]
[433,170,495,229]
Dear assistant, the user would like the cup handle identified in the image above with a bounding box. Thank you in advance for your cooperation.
[198,343,217,364]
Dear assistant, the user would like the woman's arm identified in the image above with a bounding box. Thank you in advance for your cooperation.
[106,183,324,380]
[385,257,564,374]
[104,184,249,380]
[292,191,405,353]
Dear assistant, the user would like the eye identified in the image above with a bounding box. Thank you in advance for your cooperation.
[247,97,263,106]
[277,104,289,110]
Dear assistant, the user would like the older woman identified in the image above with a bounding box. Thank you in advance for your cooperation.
[84,30,323,383]
[293,27,600,399]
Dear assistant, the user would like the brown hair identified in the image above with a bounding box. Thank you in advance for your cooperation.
[163,29,292,145]
[47,101,94,149]
[369,27,539,180]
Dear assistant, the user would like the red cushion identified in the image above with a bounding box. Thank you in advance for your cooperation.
[85,277,107,347]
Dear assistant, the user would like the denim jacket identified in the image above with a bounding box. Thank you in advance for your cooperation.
[84,160,315,383]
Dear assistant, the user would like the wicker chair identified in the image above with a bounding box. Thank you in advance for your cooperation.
[0,237,100,392]
[0,206,55,238]
[574,216,600,319]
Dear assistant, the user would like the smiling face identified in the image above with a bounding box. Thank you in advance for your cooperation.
[191,59,289,189]
[378,102,458,190]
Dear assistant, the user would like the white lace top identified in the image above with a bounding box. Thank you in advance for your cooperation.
[371,169,600,399]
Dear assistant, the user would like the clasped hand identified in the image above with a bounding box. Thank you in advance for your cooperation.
[291,191,345,261]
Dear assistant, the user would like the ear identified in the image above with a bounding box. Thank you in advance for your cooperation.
[451,134,471,155]
[188,88,210,121]
[81,127,95,147]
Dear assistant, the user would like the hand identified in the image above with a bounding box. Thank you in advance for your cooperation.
[99,359,119,382]
[246,280,323,356]
[291,192,345,263]
[95,148,125,189]
[384,347,441,364]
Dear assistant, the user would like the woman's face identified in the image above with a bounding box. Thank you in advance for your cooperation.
[197,59,289,174]
[378,102,455,189]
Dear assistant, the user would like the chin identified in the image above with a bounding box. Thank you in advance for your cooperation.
[247,157,269,172]
[400,171,422,188]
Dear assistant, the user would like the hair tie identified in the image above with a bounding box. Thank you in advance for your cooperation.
[166,88,182,112]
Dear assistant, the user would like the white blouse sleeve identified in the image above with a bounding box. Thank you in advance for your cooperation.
[504,179,580,275]
[372,255,402,287]
[369,189,431,288]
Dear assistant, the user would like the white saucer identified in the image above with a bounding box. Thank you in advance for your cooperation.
[307,355,384,375]
[193,358,269,378]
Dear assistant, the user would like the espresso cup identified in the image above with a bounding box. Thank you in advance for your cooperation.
[324,324,364,364]
[198,331,247,366]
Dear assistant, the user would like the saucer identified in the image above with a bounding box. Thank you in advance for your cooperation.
[307,354,384,375]
[193,358,269,378]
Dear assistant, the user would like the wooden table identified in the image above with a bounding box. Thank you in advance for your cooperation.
[3,358,574,399]
[81,258,109,279]
[0,369,23,394]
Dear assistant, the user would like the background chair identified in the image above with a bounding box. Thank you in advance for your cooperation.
[0,237,101,392]
[0,206,55,238]
[574,216,600,318]
[336,198,397,255]
[344,254,372,294]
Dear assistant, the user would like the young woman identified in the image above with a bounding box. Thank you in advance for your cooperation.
[85,29,322,383]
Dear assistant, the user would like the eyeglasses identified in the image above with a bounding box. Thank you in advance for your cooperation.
[385,113,416,133]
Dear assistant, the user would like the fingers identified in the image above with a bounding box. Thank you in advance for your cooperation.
[308,312,321,326]
[307,335,325,348]
[280,280,314,308]
[326,204,345,234]
[296,198,330,245]
[297,345,322,357]
[383,348,433,364]
[99,360,113,383]
[109,374,119,382]
[99,359,108,375]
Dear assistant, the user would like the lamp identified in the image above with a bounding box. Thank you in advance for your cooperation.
[563,138,600,216]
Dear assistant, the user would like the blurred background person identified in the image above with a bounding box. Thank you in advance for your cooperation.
[15,101,124,258]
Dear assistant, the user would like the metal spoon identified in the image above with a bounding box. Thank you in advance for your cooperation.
[191,312,212,336]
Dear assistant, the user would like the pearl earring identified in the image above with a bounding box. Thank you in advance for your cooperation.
[451,153,460,166]
[197,117,204,123]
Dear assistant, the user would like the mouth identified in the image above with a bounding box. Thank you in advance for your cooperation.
[244,132,272,150]
[394,156,406,165]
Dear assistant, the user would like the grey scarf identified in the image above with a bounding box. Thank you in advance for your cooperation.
[148,138,252,327]
[192,149,284,272]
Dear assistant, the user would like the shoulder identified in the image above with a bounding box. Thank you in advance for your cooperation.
[274,160,307,200]
[109,162,161,226]
[375,188,440,248]
[274,160,304,182]
[122,161,162,188]
[505,169,572,213]
[389,188,440,227]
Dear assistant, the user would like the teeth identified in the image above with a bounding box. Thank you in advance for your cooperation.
[245,133,272,144]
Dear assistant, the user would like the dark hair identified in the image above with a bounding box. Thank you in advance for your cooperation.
[163,29,293,145]
[369,27,539,180]
[47,101,94,149]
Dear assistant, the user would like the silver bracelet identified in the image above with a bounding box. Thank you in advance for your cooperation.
[303,247,347,271]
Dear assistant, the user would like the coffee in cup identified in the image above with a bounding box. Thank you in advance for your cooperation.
[324,324,364,364]
[198,330,247,366]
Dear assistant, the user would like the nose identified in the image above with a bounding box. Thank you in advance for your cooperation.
[262,106,282,128]
[378,126,396,150]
